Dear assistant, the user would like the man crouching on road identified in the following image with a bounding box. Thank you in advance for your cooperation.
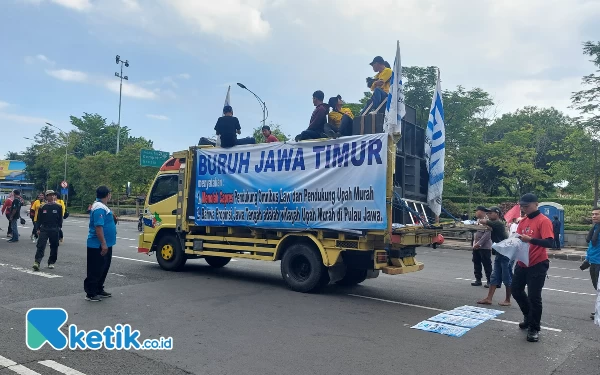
[512,193,554,343]
[33,190,62,271]
[84,186,117,302]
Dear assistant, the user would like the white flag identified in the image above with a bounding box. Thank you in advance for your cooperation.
[224,85,231,107]
[384,40,406,134]
[424,70,445,217]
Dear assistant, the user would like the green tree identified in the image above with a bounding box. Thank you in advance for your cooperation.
[5,151,23,160]
[345,92,372,117]
[252,123,290,143]
[403,66,438,127]
[571,41,600,204]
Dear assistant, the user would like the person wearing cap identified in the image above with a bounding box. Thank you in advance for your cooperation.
[361,56,392,115]
[471,205,493,287]
[84,186,117,302]
[477,206,511,306]
[512,193,554,343]
[296,90,328,141]
[261,125,279,143]
[32,190,63,271]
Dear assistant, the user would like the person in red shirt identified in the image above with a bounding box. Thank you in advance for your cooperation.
[261,125,279,143]
[512,193,554,343]
[2,194,14,237]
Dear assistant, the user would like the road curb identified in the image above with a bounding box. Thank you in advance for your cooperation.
[437,245,586,263]
[69,214,138,223]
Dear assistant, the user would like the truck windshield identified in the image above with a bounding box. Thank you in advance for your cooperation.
[149,174,178,204]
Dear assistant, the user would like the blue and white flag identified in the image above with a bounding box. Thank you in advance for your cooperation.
[384,40,406,134]
[425,70,445,217]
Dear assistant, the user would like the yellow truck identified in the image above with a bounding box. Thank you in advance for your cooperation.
[138,107,446,292]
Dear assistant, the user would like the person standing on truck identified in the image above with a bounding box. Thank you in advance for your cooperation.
[84,186,117,302]
[477,206,511,306]
[295,90,328,141]
[32,190,62,271]
[512,193,554,343]
[471,205,493,288]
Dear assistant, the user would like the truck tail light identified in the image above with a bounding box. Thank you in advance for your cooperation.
[376,252,388,263]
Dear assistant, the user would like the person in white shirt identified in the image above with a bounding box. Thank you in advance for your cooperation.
[509,218,519,236]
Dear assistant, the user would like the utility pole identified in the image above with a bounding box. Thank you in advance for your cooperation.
[115,55,129,154]
[236,83,268,128]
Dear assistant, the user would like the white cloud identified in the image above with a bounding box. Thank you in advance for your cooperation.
[163,76,178,88]
[50,0,92,11]
[146,114,170,120]
[167,0,271,41]
[105,81,159,100]
[0,112,50,125]
[121,0,140,11]
[0,101,9,110]
[177,73,191,79]
[46,69,89,82]
[25,54,55,65]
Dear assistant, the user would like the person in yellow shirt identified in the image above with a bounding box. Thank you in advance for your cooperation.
[55,193,66,243]
[327,95,355,137]
[361,56,392,115]
[30,193,45,242]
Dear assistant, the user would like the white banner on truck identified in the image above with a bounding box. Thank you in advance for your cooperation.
[194,133,389,230]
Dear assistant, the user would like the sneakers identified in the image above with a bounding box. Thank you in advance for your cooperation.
[32,262,40,271]
[526,328,539,342]
[85,295,102,302]
[48,264,55,269]
[98,290,112,298]
[471,279,482,286]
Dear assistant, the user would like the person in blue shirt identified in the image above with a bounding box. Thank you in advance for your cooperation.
[84,186,118,302]
[582,207,600,320]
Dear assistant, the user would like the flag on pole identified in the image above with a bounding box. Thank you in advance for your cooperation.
[224,85,231,107]
[504,204,521,224]
[425,69,445,217]
[384,40,406,134]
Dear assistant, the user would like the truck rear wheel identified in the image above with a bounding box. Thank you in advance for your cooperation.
[281,242,329,293]
[156,235,186,271]
[335,268,368,286]
[204,256,231,268]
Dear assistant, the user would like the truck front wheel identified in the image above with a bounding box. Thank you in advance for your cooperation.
[156,235,186,271]
[281,242,329,293]
[335,268,368,286]
[204,256,231,268]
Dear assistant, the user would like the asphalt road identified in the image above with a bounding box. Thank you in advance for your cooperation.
[0,214,599,375]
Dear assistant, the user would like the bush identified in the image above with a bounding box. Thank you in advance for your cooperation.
[565,224,592,231]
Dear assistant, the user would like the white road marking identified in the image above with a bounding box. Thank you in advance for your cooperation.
[6,364,41,374]
[0,263,62,278]
[0,354,17,367]
[348,294,562,332]
[117,237,137,241]
[551,267,580,272]
[129,245,138,248]
[113,255,156,264]
[39,360,86,375]
[78,226,87,228]
[455,278,595,296]
[109,272,126,277]
[548,275,589,281]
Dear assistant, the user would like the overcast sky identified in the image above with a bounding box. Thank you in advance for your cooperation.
[1,0,599,158]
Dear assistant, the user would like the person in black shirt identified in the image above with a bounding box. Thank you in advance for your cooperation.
[214,105,241,148]
[477,206,512,306]
[7,190,23,243]
[552,215,561,250]
[33,190,63,271]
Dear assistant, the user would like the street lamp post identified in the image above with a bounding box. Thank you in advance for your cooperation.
[44,123,69,205]
[115,55,130,154]
[236,83,268,128]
